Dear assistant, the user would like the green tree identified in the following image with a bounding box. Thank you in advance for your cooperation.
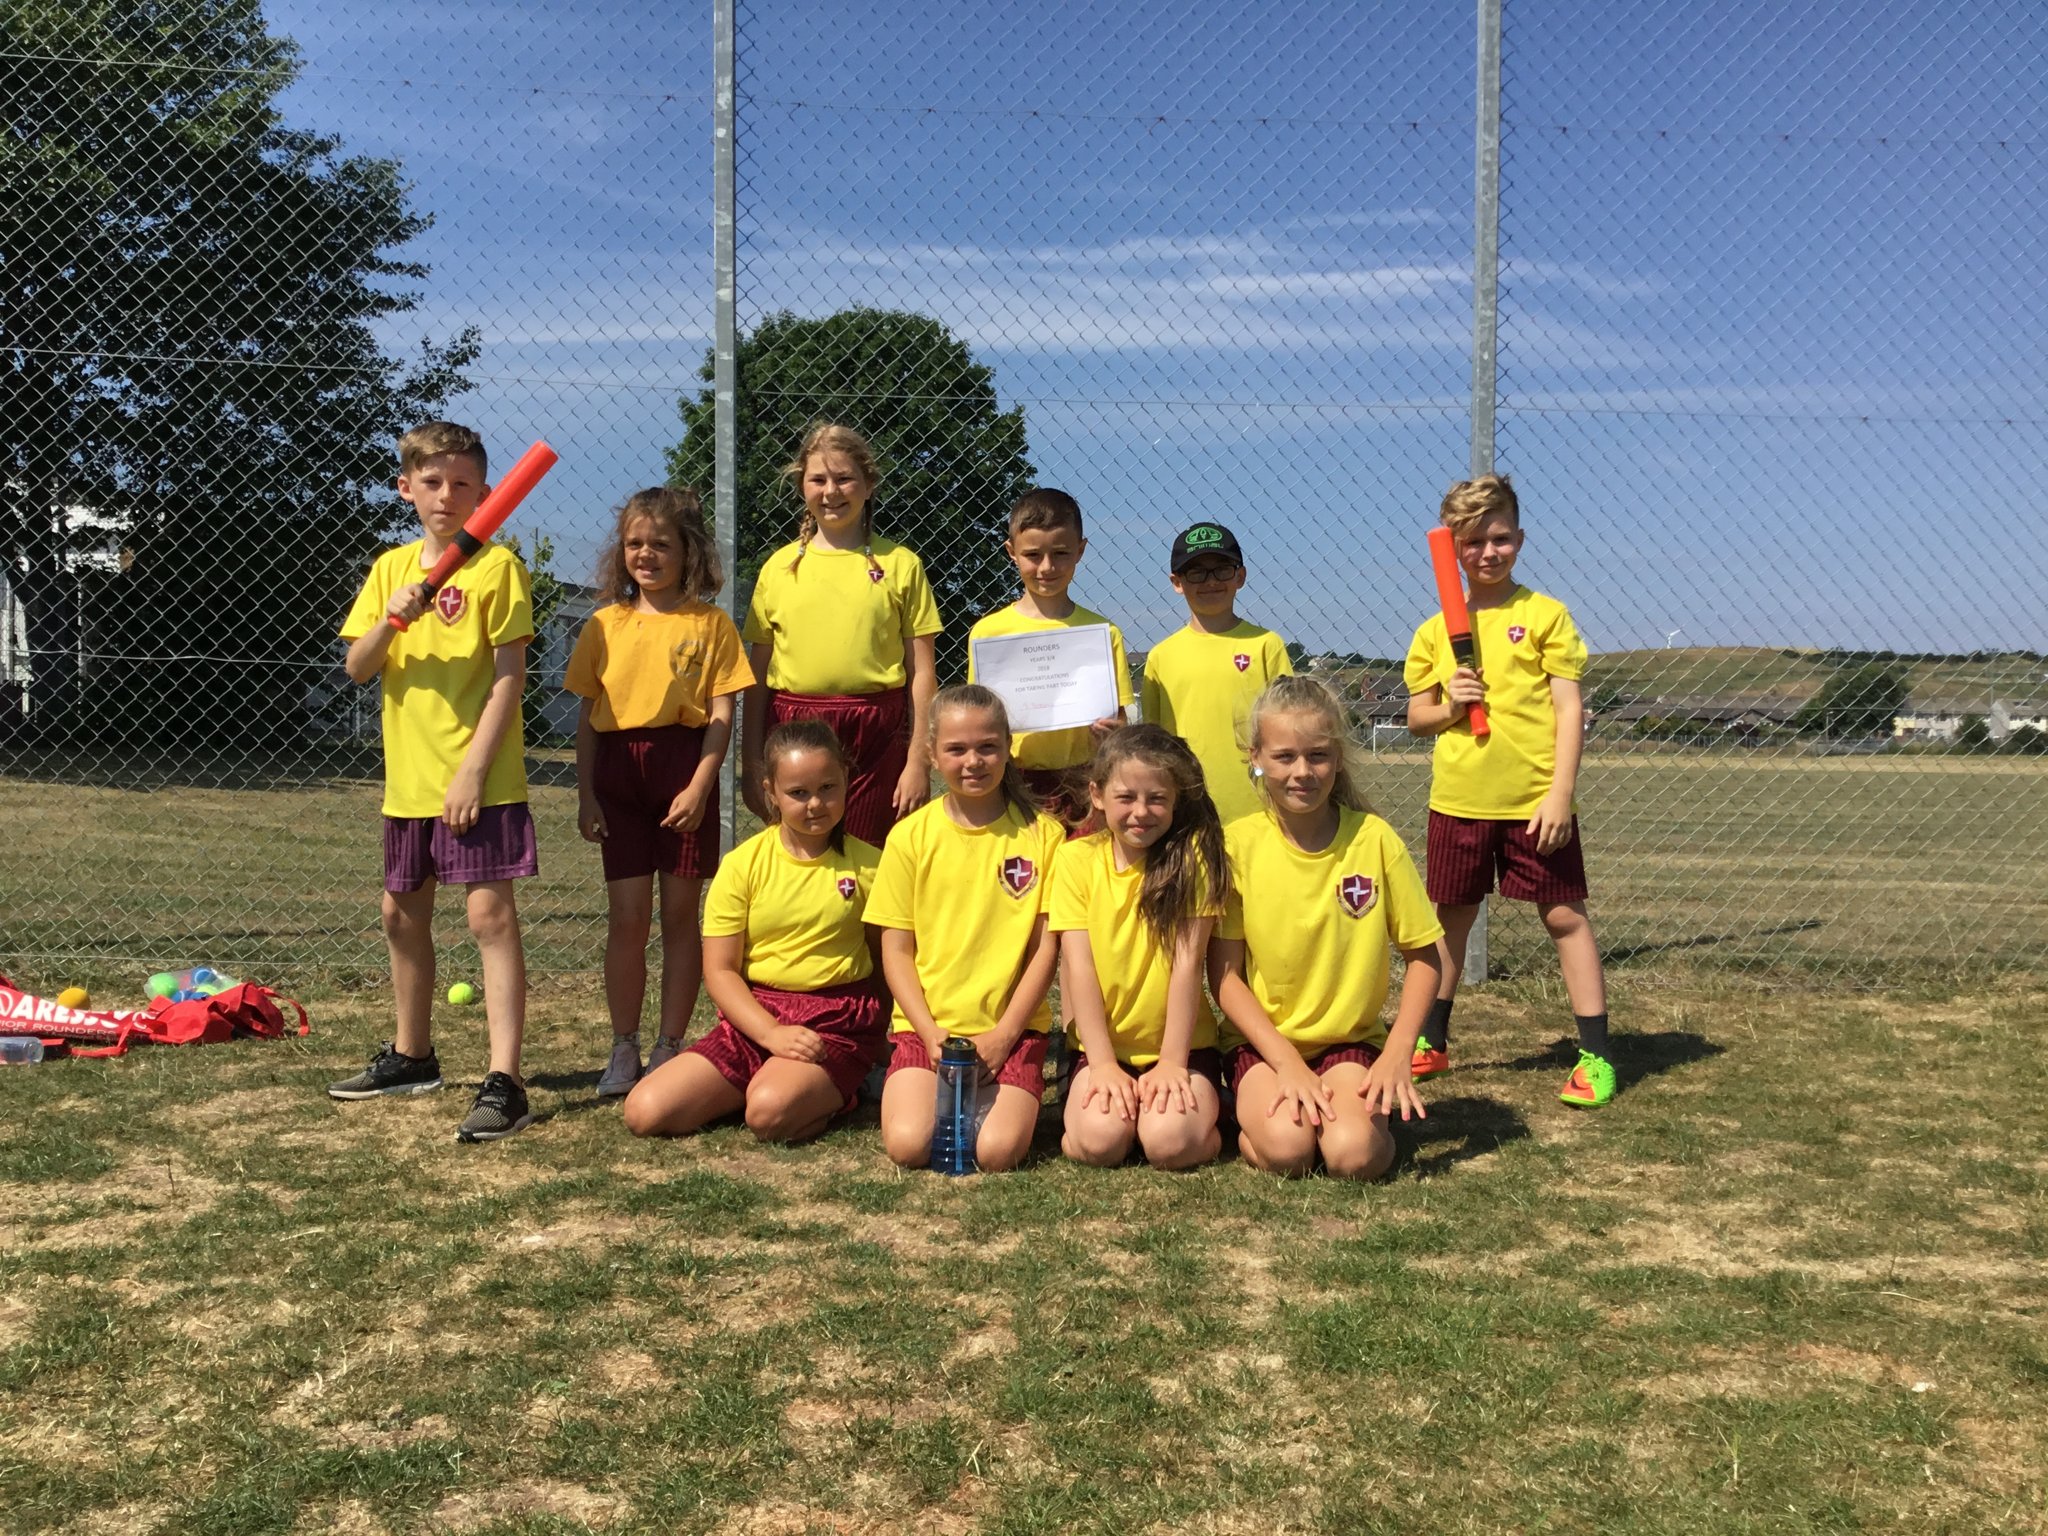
[2001,723,2048,756]
[505,531,567,745]
[0,0,475,748]
[1954,714,1990,754]
[1794,661,1911,739]
[669,308,1034,681]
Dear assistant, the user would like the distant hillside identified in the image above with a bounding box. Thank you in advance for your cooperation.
[1586,647,2048,709]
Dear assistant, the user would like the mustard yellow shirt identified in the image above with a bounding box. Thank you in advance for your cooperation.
[1403,585,1588,820]
[701,827,881,992]
[966,602,1133,769]
[340,540,532,818]
[564,601,755,731]
[865,799,1065,1036]
[742,537,941,694]
[1218,810,1444,1053]
[1047,830,1218,1065]
[1140,620,1293,825]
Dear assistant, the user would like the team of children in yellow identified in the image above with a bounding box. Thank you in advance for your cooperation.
[329,417,1616,1162]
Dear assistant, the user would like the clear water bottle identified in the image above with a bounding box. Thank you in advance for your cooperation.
[1,1037,45,1065]
[929,1036,980,1176]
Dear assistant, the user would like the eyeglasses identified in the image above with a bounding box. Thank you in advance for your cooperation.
[1178,564,1241,586]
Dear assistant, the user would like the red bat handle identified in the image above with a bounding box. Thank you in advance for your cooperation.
[1426,528,1490,738]
[391,441,559,631]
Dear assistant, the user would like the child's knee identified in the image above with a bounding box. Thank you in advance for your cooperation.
[1540,900,1590,938]
[743,1081,812,1143]
[1140,1116,1219,1171]
[467,888,520,946]
[881,1120,931,1168]
[620,1083,667,1138]
[1319,1120,1394,1182]
[1063,1113,1134,1168]
[1240,1123,1317,1178]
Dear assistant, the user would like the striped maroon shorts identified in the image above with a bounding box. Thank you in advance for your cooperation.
[682,978,889,1111]
[1226,1040,1381,1095]
[887,1030,1050,1093]
[768,689,910,847]
[383,803,538,893]
[594,724,718,882]
[1424,810,1589,906]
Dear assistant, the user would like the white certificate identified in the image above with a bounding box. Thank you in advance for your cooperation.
[970,624,1119,733]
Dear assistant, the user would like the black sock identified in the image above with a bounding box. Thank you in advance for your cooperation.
[1425,997,1454,1048]
[1574,1012,1610,1057]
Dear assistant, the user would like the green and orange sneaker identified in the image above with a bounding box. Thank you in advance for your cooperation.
[1559,1049,1616,1108]
[1411,1037,1450,1080]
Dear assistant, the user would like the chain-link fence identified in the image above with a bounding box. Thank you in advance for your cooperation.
[2,1,2042,990]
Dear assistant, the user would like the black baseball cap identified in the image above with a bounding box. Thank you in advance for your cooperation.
[1169,522,1244,573]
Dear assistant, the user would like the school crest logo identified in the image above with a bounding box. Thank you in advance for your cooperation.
[999,856,1037,898]
[867,566,885,584]
[670,639,704,678]
[1233,653,1251,672]
[435,585,467,624]
[836,876,858,901]
[1506,624,1527,644]
[1337,873,1377,918]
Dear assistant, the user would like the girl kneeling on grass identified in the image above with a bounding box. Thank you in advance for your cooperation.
[867,684,1065,1173]
[1052,725,1228,1171]
[1211,676,1445,1180]
[622,721,886,1143]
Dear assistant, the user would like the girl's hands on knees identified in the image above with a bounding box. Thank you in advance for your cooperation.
[769,1025,827,1063]
[1270,1058,1335,1127]
[1358,1051,1427,1122]
[1138,1061,1194,1116]
[663,784,709,832]
[1081,1059,1140,1121]
[578,793,607,842]
[891,760,930,818]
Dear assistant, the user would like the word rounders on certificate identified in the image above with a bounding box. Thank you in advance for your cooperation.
[970,624,1119,733]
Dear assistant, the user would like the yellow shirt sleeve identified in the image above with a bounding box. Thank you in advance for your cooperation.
[701,836,754,937]
[339,553,397,641]
[563,615,604,700]
[480,552,535,648]
[896,550,943,641]
[1403,616,1447,695]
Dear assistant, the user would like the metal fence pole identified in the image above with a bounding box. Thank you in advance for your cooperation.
[713,0,740,854]
[1465,0,1502,983]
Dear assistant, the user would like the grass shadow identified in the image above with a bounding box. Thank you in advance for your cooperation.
[1401,1093,1530,1179]
[1496,1029,1726,1090]
[1602,917,1827,967]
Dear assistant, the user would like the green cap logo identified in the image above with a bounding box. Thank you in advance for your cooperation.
[1185,525,1224,549]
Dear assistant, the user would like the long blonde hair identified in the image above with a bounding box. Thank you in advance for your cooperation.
[781,421,884,580]
[1246,675,1374,815]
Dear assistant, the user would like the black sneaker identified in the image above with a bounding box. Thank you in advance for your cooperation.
[456,1072,534,1143]
[328,1043,443,1099]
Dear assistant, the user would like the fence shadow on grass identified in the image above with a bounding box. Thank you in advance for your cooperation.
[1401,1094,1531,1180]
[1496,1029,1725,1091]
[1600,917,1828,968]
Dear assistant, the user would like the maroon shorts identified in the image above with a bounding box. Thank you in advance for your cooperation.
[1071,1045,1225,1095]
[1424,809,1590,906]
[1226,1040,1381,1095]
[886,1030,1050,1093]
[383,803,538,893]
[681,978,888,1111]
[595,725,718,882]
[1021,766,1099,839]
[769,689,910,847]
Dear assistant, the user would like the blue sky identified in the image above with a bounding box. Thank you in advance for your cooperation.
[268,0,2047,662]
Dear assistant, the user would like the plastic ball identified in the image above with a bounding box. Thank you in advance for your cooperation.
[57,986,90,1009]
[446,982,478,1006]
[146,972,177,1000]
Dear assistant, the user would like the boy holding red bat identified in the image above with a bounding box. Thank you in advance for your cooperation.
[329,421,540,1141]
[1403,473,1615,1108]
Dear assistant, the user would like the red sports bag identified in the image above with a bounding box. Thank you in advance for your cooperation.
[0,976,308,1057]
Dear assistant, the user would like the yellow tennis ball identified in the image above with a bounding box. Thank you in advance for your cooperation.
[57,986,90,1009]
[446,982,478,1006]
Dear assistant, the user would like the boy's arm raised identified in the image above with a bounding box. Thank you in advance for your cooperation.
[443,639,526,833]
[343,584,430,683]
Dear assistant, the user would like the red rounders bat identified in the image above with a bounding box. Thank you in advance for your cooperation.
[1426,526,1490,738]
[390,440,560,631]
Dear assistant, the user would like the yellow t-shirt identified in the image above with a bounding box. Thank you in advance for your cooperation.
[966,602,1134,769]
[1217,809,1444,1053]
[1140,621,1293,826]
[742,537,942,694]
[340,540,532,818]
[1402,585,1588,820]
[563,601,755,731]
[865,798,1065,1036]
[701,826,881,992]
[1046,830,1218,1065]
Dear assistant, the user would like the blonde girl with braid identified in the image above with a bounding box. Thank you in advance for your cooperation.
[740,423,943,846]
[1050,725,1229,1171]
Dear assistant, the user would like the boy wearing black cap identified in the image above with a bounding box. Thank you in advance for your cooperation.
[1140,523,1294,825]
